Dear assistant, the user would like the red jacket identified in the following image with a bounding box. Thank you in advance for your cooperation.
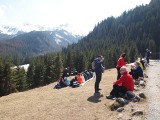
[116,57,127,68]
[77,75,83,84]
[113,72,134,91]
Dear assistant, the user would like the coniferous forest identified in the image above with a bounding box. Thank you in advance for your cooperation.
[0,0,160,96]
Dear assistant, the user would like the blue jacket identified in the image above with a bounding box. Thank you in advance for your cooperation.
[131,66,143,79]
[94,58,104,75]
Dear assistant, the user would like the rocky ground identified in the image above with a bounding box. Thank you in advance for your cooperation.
[0,60,159,120]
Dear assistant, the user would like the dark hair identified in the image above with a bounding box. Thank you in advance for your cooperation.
[121,53,126,58]
[97,55,103,58]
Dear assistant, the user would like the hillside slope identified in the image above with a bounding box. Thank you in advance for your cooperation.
[0,61,159,120]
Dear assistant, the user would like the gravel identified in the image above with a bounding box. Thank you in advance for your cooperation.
[145,60,160,120]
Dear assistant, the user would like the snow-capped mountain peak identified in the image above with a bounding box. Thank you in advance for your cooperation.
[0,23,84,36]
[0,23,52,35]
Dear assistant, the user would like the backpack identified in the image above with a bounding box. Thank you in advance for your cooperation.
[92,59,98,70]
[92,61,95,70]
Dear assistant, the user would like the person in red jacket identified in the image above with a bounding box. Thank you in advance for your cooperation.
[106,66,134,99]
[76,73,83,84]
[116,53,128,80]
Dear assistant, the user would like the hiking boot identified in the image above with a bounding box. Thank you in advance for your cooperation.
[106,95,114,99]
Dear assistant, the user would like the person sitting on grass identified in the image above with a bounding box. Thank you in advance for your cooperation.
[76,73,83,84]
[54,77,68,89]
[70,75,80,88]
[140,57,146,70]
[106,66,134,99]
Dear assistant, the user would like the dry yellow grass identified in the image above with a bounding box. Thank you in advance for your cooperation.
[1,61,158,120]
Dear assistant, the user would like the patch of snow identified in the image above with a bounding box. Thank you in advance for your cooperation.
[55,38,62,45]
[55,33,63,39]
[11,64,30,72]
[64,31,69,36]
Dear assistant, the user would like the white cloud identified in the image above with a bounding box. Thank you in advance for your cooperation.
[0,0,151,35]
[0,5,6,21]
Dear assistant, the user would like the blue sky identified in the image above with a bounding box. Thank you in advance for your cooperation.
[0,0,151,35]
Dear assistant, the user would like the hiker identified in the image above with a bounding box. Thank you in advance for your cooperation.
[83,70,89,80]
[140,57,146,70]
[54,77,68,89]
[137,58,144,70]
[129,61,143,80]
[82,72,88,81]
[145,48,152,64]
[62,68,69,79]
[93,55,105,93]
[88,69,94,79]
[116,53,128,80]
[70,76,80,88]
[106,66,134,99]
[76,73,83,84]
[64,77,70,86]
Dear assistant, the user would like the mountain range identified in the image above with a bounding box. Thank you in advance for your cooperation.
[0,24,83,58]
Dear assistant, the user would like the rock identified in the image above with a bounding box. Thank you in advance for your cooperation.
[139,92,146,99]
[124,91,135,100]
[116,98,128,106]
[132,98,138,102]
[140,81,145,87]
[134,81,139,85]
[132,110,143,116]
[109,100,124,111]
[136,85,140,87]
[131,108,135,112]
[117,113,123,119]
[132,95,141,102]
[144,73,148,78]
[116,107,124,112]
[134,87,139,91]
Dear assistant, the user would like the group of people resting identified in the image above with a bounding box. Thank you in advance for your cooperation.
[54,50,150,100]
[106,52,148,100]
[54,69,94,89]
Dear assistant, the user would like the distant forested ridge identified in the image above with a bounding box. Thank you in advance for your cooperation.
[62,0,160,70]
[0,29,82,63]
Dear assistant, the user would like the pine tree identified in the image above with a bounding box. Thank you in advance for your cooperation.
[14,66,27,91]
[44,55,55,84]
[26,62,35,88]
[54,53,63,80]
[0,58,4,96]
[2,63,12,96]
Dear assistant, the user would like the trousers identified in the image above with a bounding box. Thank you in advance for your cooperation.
[94,73,102,92]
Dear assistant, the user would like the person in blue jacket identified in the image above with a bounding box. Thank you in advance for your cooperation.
[145,48,152,64]
[93,55,105,93]
[130,61,143,80]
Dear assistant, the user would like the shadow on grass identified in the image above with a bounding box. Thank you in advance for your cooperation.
[87,92,103,103]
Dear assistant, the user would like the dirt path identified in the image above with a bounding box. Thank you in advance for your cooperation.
[145,60,160,120]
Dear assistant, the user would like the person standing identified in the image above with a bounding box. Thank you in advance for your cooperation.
[145,49,152,64]
[93,55,104,93]
[116,53,127,80]
[62,68,69,79]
